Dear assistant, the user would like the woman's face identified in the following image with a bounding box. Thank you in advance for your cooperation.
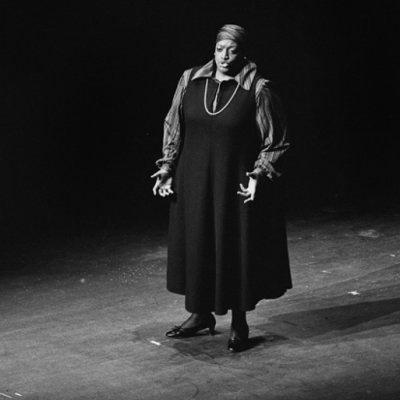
[214,39,242,76]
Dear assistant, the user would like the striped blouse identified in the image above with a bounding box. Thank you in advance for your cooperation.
[155,59,289,180]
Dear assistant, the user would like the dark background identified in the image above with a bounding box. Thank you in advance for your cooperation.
[0,0,398,237]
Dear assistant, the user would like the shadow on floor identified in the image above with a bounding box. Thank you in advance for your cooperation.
[259,295,400,341]
[131,295,400,362]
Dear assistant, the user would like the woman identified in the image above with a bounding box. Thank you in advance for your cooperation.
[151,24,292,352]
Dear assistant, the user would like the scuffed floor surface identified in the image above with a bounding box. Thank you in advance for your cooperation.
[1,208,400,399]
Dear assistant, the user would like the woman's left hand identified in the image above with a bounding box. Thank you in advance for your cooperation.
[237,172,258,203]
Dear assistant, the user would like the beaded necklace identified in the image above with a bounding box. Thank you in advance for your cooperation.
[203,78,240,116]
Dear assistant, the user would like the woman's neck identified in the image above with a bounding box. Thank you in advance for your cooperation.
[215,70,235,82]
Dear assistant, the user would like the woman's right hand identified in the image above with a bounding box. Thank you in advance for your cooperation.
[151,169,174,197]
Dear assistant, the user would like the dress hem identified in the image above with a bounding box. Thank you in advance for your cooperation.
[166,286,292,315]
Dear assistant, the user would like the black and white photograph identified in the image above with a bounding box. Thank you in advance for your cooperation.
[1,1,399,399]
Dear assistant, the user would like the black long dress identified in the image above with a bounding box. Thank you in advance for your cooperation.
[167,68,292,315]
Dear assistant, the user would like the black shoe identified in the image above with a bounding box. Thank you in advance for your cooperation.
[227,324,249,352]
[166,314,216,338]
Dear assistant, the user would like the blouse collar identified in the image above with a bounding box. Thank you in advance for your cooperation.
[191,59,258,91]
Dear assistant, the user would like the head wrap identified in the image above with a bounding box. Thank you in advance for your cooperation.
[216,24,248,51]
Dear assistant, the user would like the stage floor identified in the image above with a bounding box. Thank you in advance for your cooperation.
[1,207,400,399]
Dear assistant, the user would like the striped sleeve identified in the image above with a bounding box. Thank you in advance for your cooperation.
[251,79,290,180]
[155,69,192,174]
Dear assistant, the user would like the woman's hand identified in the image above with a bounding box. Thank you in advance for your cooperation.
[151,169,174,197]
[237,172,258,203]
